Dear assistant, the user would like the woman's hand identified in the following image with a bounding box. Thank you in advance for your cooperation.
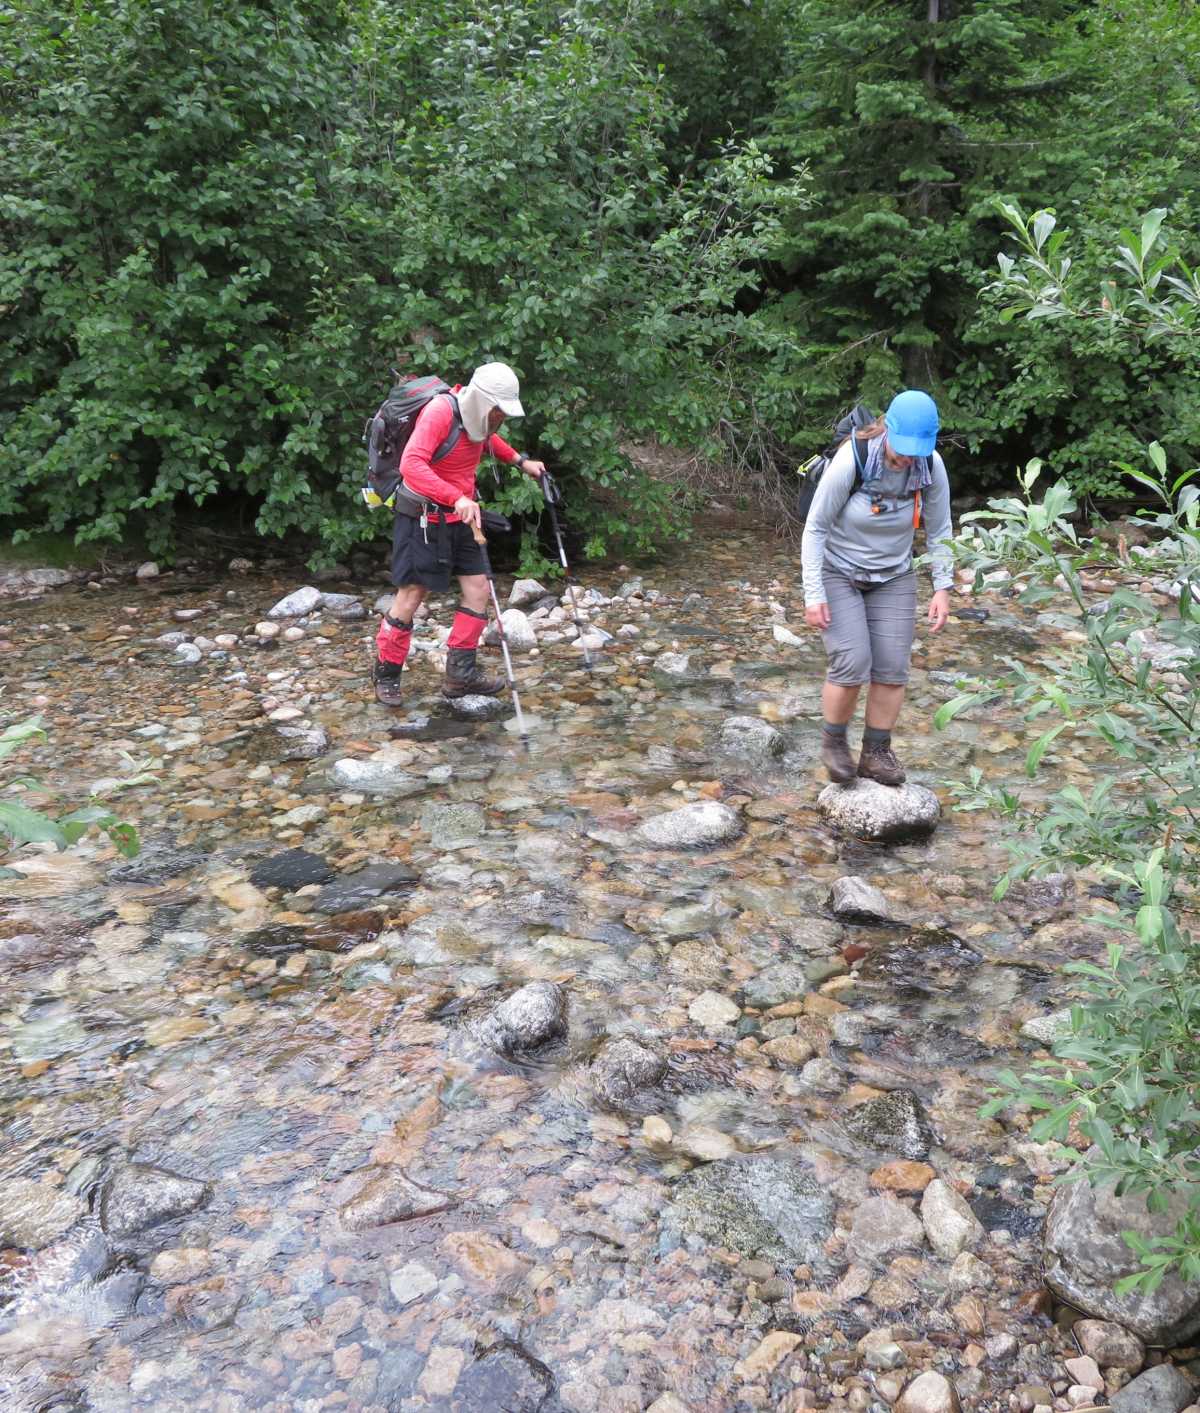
[805,602,831,630]
[927,588,951,633]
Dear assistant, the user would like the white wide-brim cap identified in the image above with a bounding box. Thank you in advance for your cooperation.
[470,361,525,418]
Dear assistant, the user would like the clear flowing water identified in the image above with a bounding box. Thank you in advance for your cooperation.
[0,534,1114,1411]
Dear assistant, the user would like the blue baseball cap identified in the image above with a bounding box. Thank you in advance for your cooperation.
[885,389,939,457]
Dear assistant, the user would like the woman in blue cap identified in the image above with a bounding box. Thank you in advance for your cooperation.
[800,389,953,786]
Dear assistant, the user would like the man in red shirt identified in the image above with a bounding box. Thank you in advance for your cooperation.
[373,362,546,706]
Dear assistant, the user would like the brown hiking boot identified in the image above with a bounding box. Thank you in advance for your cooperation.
[821,730,857,784]
[858,743,906,786]
[372,661,405,708]
[441,647,506,699]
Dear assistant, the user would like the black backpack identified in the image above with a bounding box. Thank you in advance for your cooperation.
[361,375,464,510]
[795,403,875,522]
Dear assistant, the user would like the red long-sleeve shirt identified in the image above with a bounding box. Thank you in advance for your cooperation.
[399,388,519,517]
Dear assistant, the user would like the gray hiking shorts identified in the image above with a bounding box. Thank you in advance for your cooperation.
[821,565,917,686]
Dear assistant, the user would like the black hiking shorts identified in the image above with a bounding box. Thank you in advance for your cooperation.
[390,514,487,591]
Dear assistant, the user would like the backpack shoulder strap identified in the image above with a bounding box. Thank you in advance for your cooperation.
[850,433,868,489]
[431,392,464,463]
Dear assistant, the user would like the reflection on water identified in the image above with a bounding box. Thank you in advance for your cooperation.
[0,538,1121,1408]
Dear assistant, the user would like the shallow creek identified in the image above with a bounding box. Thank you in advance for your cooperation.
[0,532,1116,1411]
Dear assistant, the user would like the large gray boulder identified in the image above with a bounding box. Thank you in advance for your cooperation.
[268,586,323,617]
[634,801,743,849]
[1110,1365,1195,1413]
[818,779,940,842]
[1044,1153,1200,1344]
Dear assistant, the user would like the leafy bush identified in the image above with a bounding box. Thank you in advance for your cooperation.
[0,716,143,877]
[938,210,1200,1289]
[0,0,805,568]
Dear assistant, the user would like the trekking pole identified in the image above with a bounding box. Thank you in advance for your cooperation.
[469,519,530,747]
[541,471,593,672]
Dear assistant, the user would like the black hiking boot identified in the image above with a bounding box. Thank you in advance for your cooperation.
[857,743,906,787]
[372,660,405,708]
[821,730,857,784]
[441,647,505,699]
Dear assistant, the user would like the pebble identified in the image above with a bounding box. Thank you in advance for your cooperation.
[389,1261,438,1307]
[688,990,741,1027]
[255,620,281,639]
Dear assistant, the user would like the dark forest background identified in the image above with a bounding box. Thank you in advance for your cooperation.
[2,0,1197,566]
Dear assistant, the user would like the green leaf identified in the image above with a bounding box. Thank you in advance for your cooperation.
[1026,722,1070,778]
[933,694,984,730]
[0,801,67,849]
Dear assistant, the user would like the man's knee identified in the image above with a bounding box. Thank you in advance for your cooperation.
[459,576,489,611]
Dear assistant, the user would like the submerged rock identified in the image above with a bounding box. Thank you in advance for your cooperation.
[474,981,568,1055]
[665,1157,836,1271]
[312,862,418,914]
[421,801,487,850]
[921,1179,985,1259]
[829,875,906,924]
[818,779,941,842]
[848,1194,925,1261]
[719,715,784,765]
[858,928,982,997]
[1044,1149,1200,1344]
[248,849,336,891]
[275,724,329,761]
[841,1090,934,1160]
[454,1339,556,1412]
[328,757,426,796]
[340,1169,454,1231]
[0,1179,85,1250]
[100,1162,211,1239]
[590,1036,668,1108]
[634,801,743,849]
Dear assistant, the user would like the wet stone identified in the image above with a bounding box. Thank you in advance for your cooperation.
[1110,1365,1195,1413]
[108,840,203,884]
[841,1090,934,1160]
[858,928,983,997]
[248,849,336,891]
[0,1179,86,1250]
[275,724,330,761]
[847,1194,925,1260]
[818,778,941,842]
[454,1339,556,1412]
[422,801,487,850]
[1045,1147,1200,1344]
[634,801,743,849]
[100,1162,211,1239]
[590,1035,668,1108]
[474,981,568,1056]
[328,757,427,796]
[443,694,513,722]
[268,585,322,617]
[719,715,785,764]
[311,862,418,914]
[829,875,906,924]
[340,1169,454,1231]
[389,1260,439,1308]
[664,1157,836,1271]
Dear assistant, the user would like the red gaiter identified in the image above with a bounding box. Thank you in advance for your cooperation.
[446,607,487,650]
[375,615,412,666]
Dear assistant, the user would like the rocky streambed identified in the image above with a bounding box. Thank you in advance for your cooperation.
[1,532,1197,1413]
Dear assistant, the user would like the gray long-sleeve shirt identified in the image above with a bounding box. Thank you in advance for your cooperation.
[800,440,954,606]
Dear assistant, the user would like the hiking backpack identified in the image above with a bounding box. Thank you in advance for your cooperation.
[361,375,464,509]
[794,403,875,522]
